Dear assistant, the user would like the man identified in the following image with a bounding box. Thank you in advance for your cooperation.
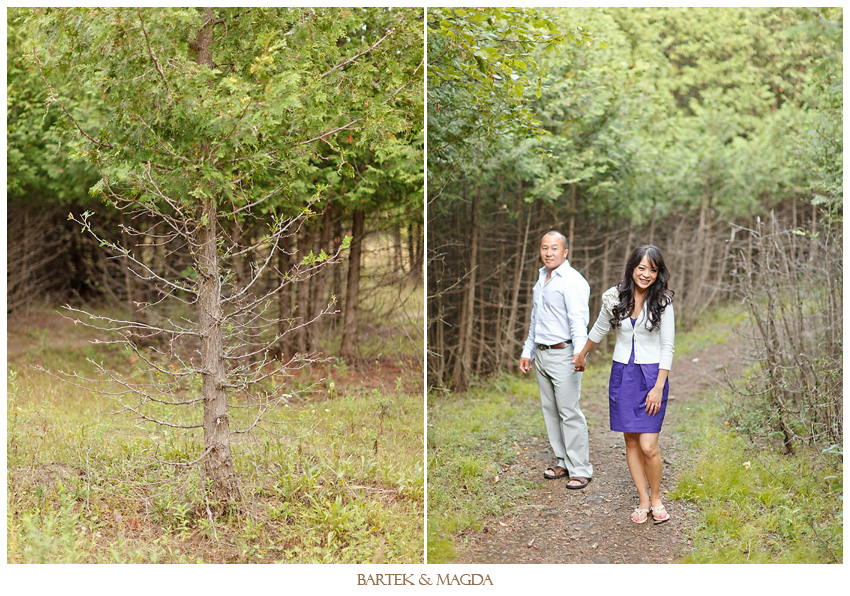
[519,231,593,489]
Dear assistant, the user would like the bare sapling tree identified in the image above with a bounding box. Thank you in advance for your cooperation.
[26,6,423,506]
[54,198,345,505]
[728,213,842,452]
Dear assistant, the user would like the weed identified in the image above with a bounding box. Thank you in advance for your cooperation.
[8,307,424,563]
[671,389,843,563]
[426,372,549,562]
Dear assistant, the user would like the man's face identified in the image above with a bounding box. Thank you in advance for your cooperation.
[540,234,568,271]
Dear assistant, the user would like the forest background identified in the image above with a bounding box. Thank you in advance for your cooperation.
[427,6,842,563]
[7,7,424,564]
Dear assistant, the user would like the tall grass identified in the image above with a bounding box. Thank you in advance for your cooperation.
[7,309,424,563]
[426,366,609,563]
[669,303,843,563]
[671,393,843,563]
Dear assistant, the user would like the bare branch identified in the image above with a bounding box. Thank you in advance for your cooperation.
[295,118,364,146]
[31,49,114,150]
[382,57,424,105]
[320,30,393,79]
[152,446,213,468]
[137,8,173,98]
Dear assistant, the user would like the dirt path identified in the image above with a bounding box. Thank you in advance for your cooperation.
[455,339,740,564]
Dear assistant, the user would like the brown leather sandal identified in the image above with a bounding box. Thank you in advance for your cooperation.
[566,476,592,490]
[543,465,568,480]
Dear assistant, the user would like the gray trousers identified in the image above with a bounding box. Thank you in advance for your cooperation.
[534,346,593,478]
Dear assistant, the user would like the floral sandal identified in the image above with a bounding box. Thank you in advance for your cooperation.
[630,507,649,524]
[650,504,670,524]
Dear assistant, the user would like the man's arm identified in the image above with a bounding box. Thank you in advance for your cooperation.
[519,294,538,372]
[564,277,590,354]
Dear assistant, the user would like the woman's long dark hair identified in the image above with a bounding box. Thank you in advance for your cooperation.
[610,245,674,331]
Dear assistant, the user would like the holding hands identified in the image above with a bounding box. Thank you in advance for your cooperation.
[573,352,587,371]
[573,339,596,371]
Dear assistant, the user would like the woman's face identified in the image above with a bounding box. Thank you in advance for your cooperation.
[632,255,658,291]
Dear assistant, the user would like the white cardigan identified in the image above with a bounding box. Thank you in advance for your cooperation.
[587,286,675,370]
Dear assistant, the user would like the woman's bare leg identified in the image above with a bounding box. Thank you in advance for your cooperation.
[624,433,649,518]
[638,432,663,508]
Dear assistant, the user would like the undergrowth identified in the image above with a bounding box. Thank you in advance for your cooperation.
[426,364,608,563]
[669,303,843,563]
[670,388,843,563]
[7,308,424,563]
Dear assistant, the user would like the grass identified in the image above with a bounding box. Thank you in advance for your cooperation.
[674,302,749,357]
[668,302,843,563]
[670,392,843,563]
[427,302,843,564]
[7,307,424,563]
[426,376,538,563]
[426,365,609,563]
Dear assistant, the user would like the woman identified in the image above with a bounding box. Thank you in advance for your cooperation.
[573,245,675,524]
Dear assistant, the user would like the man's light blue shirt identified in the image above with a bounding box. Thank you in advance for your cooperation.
[521,259,590,360]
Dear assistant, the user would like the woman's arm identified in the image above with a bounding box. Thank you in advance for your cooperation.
[587,287,616,345]
[659,303,675,371]
[647,302,674,415]
[574,287,616,371]
[573,338,598,371]
[645,368,669,415]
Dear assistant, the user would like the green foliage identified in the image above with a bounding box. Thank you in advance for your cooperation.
[431,6,842,223]
[426,365,608,563]
[16,7,422,221]
[6,11,99,205]
[8,311,424,563]
[427,7,596,181]
[671,392,843,563]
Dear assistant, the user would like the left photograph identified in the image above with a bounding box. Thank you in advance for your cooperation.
[7,7,424,563]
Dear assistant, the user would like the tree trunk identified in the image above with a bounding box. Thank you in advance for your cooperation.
[191,7,215,66]
[415,221,423,279]
[492,239,506,375]
[229,221,251,362]
[120,212,139,321]
[193,9,237,505]
[452,186,479,390]
[402,219,423,283]
[308,205,332,351]
[340,208,365,361]
[568,184,576,260]
[392,223,403,275]
[413,221,424,282]
[502,199,531,370]
[331,207,344,331]
[601,215,611,289]
[295,225,313,353]
[623,221,634,263]
[600,214,611,349]
[197,197,238,504]
[648,210,656,246]
[277,232,294,359]
[433,295,445,386]
[407,222,415,275]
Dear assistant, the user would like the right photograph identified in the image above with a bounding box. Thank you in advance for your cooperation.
[426,7,842,564]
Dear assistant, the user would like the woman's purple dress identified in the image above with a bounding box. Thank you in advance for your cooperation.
[608,317,669,433]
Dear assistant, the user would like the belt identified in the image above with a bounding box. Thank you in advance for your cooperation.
[536,341,572,350]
